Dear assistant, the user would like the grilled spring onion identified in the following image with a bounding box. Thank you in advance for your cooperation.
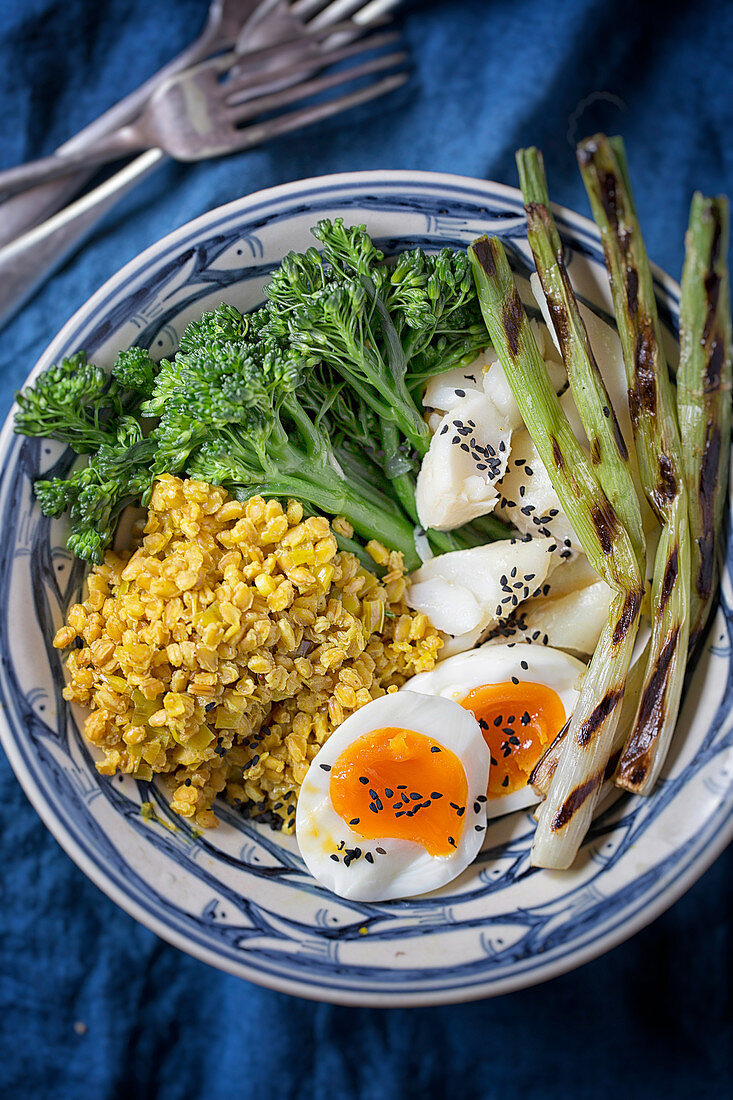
[578,134,691,795]
[529,638,649,799]
[470,236,644,869]
[676,193,732,650]
[516,146,646,572]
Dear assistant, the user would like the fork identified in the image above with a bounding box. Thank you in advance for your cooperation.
[0,0,267,248]
[0,2,406,330]
[0,27,405,198]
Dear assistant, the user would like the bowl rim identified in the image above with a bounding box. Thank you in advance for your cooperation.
[1,168,730,1007]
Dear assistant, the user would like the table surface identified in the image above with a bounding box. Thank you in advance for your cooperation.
[0,0,731,1096]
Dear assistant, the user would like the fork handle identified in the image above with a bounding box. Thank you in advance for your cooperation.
[0,5,236,248]
[0,128,146,201]
[0,150,164,331]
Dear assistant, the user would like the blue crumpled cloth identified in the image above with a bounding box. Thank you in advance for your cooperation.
[0,0,731,1096]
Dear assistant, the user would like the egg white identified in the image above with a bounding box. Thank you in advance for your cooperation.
[295,691,490,901]
[404,643,586,818]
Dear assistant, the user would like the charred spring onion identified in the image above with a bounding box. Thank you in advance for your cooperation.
[516,146,646,572]
[676,193,732,650]
[578,134,691,795]
[470,235,644,868]
[529,638,649,800]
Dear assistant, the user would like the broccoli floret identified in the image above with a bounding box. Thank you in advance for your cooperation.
[14,228,499,568]
[264,221,491,541]
[14,352,123,454]
[111,347,157,400]
[177,302,250,355]
[34,477,80,519]
[33,422,156,563]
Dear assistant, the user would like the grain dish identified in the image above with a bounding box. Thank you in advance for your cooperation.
[53,475,440,831]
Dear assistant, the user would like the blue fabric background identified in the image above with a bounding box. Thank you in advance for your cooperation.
[0,0,731,1096]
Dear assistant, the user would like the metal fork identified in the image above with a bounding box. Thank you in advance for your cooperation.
[0,0,267,247]
[0,1,405,330]
[0,28,405,197]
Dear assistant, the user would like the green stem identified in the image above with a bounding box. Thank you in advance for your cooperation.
[577,133,691,796]
[676,192,732,648]
[516,145,646,570]
[470,234,643,869]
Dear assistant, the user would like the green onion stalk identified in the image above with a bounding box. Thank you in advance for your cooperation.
[516,146,646,572]
[676,193,732,650]
[578,134,691,796]
[470,235,644,869]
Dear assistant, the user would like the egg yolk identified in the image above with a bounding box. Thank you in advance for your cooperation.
[329,727,468,857]
[460,681,566,798]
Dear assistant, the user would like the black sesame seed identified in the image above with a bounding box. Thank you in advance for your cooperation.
[448,836,456,847]
[430,746,441,753]
[501,775,509,787]
[358,776,369,785]
[349,818,360,826]
[365,852,375,864]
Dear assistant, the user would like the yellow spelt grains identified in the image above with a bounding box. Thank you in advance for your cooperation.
[55,476,442,830]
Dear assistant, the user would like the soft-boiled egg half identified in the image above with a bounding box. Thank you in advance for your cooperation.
[295,691,490,901]
[406,643,585,816]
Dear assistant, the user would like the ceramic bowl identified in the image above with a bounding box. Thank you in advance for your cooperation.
[1,171,731,1006]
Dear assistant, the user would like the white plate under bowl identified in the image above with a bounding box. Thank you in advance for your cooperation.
[0,171,731,1006]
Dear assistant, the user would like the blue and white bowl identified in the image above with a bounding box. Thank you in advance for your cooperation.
[1,171,731,1006]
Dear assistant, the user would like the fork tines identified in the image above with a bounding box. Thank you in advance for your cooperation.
[225,29,408,145]
[223,28,404,107]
